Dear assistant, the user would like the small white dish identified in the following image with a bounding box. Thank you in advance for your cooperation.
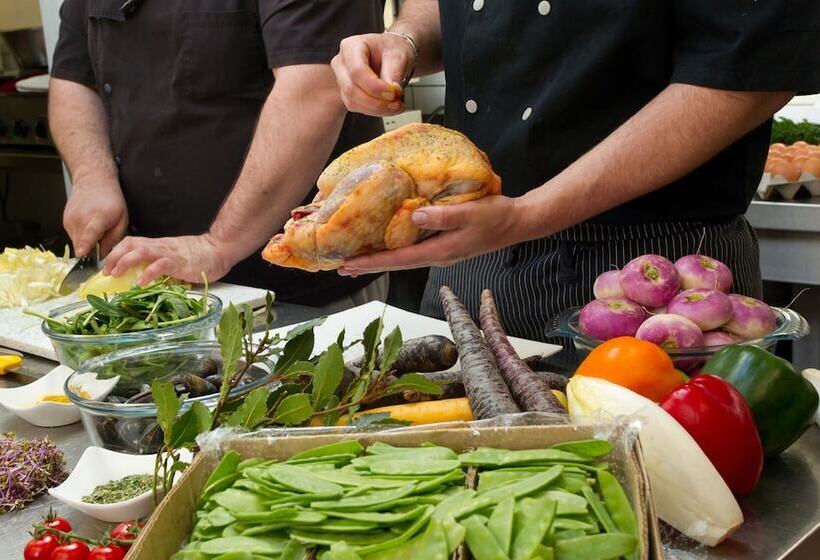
[49,446,192,522]
[0,364,80,427]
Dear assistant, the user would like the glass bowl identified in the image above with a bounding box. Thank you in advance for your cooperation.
[42,291,222,369]
[65,341,274,454]
[547,305,809,371]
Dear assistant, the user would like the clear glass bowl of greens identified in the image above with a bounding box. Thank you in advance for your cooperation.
[65,341,273,454]
[40,284,222,369]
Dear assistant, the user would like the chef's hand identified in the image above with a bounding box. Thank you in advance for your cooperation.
[103,234,233,286]
[339,196,526,275]
[331,33,415,116]
[63,181,128,257]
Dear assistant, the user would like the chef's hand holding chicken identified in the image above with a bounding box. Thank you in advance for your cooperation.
[319,0,820,340]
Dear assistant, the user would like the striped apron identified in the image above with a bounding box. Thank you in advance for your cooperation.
[420,217,762,351]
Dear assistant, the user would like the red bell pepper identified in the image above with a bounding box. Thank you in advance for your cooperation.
[660,374,763,496]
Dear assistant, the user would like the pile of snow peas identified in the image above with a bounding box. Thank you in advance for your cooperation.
[172,438,640,560]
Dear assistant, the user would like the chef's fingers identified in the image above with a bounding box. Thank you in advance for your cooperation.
[379,45,413,89]
[75,215,107,257]
[410,205,472,232]
[108,242,156,278]
[138,257,175,286]
[102,236,137,275]
[332,55,403,116]
[340,37,399,101]
[99,214,128,257]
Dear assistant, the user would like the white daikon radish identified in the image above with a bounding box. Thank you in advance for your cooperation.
[567,376,743,546]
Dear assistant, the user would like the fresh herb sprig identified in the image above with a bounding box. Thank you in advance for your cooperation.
[27,277,209,336]
[149,294,444,499]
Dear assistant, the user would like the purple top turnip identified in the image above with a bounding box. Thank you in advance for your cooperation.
[593,270,624,299]
[578,297,648,341]
[675,254,733,293]
[620,254,681,308]
[703,329,743,347]
[636,314,705,350]
[723,294,776,339]
[667,288,733,331]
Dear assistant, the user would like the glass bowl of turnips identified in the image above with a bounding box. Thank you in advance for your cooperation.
[549,254,809,371]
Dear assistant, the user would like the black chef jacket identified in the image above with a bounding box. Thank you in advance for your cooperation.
[440,1,820,224]
[50,0,385,305]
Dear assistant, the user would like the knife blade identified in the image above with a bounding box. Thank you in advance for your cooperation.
[58,242,101,296]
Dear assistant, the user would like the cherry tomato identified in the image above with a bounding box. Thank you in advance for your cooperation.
[43,516,73,534]
[110,521,142,544]
[23,534,58,560]
[50,540,90,560]
[88,545,127,560]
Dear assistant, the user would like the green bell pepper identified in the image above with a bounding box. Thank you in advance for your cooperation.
[703,345,818,457]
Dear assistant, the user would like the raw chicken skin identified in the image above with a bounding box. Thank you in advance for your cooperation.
[262,123,501,272]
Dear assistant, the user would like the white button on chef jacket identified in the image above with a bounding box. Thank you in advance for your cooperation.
[522,107,533,121]
[473,0,484,12]
[538,1,551,16]
[465,99,478,113]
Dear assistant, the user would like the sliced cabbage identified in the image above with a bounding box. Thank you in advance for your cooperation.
[0,246,73,308]
[567,375,743,546]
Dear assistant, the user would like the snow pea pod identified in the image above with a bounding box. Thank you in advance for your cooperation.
[288,440,364,461]
[487,495,514,555]
[511,498,556,560]
[351,447,457,468]
[199,535,289,555]
[597,470,638,536]
[433,488,475,520]
[553,518,596,532]
[280,540,309,560]
[213,489,267,514]
[415,469,466,494]
[356,506,434,555]
[462,516,510,560]
[581,485,617,533]
[312,470,408,489]
[323,505,428,525]
[554,533,637,560]
[460,448,590,467]
[551,439,613,459]
[312,484,417,510]
[368,459,461,476]
[267,464,344,496]
[453,466,563,519]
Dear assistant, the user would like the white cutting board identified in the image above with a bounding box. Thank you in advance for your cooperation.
[0,283,267,360]
[261,301,562,366]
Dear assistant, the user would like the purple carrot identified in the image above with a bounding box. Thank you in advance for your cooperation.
[439,286,520,420]
[479,289,565,414]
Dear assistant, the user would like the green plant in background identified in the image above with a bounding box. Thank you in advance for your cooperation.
[771,117,820,145]
[150,292,444,499]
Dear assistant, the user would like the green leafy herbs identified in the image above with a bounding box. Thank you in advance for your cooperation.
[771,117,820,145]
[28,277,211,336]
[150,298,446,499]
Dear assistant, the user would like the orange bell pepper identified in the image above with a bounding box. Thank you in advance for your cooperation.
[575,336,686,401]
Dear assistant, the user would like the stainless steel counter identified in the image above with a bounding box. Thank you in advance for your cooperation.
[2,302,819,560]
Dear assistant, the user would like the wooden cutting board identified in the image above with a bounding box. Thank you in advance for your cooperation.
[0,283,268,360]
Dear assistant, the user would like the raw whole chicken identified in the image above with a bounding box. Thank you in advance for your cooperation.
[262,123,502,272]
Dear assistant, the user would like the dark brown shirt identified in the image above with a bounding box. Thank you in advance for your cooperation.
[51,0,385,305]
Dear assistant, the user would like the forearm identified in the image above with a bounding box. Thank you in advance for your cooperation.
[518,84,793,239]
[208,66,347,263]
[390,0,442,75]
[49,78,118,186]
